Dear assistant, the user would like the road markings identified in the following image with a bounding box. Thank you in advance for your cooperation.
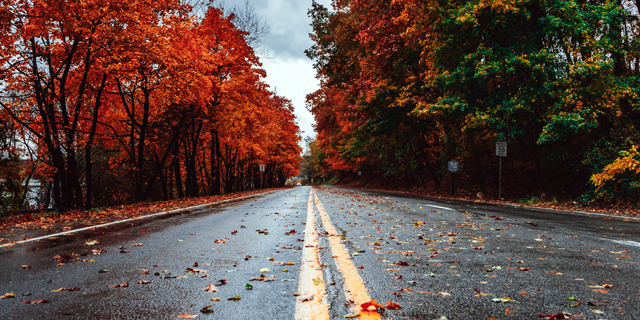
[313,189,381,320]
[423,204,455,211]
[608,239,640,248]
[294,190,329,320]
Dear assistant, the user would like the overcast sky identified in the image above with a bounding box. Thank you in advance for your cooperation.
[218,0,332,145]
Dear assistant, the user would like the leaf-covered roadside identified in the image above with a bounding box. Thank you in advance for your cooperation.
[338,186,640,219]
[0,188,283,245]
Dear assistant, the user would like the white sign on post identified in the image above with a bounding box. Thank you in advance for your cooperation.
[259,164,265,172]
[496,141,507,157]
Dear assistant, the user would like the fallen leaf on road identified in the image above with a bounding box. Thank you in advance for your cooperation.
[245,283,253,290]
[201,305,214,314]
[22,299,50,304]
[227,296,241,301]
[177,313,197,318]
[209,298,220,301]
[259,268,270,273]
[108,282,129,288]
[592,289,609,294]
[0,292,15,298]
[204,284,218,292]
[215,279,227,285]
[53,254,73,262]
[131,243,143,247]
[438,292,451,296]
[85,239,98,245]
[139,268,149,274]
[492,297,513,303]
[393,261,409,266]
[361,299,384,311]
[385,301,402,309]
[298,294,314,302]
[137,280,151,284]
[51,287,80,292]
[186,268,207,274]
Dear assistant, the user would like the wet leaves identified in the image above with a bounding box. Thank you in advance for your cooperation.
[200,305,215,314]
[203,284,218,292]
[51,287,80,292]
[360,299,384,311]
[22,299,50,304]
[185,268,207,274]
[537,312,570,319]
[53,254,74,262]
[108,282,129,288]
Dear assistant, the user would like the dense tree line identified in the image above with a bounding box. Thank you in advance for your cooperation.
[306,0,640,203]
[0,0,301,213]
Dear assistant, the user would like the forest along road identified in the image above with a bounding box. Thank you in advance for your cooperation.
[0,187,639,320]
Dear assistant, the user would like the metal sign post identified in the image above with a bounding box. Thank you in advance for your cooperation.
[495,142,507,200]
[259,164,265,189]
[447,159,460,196]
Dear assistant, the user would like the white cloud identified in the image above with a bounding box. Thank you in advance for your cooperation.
[260,57,318,139]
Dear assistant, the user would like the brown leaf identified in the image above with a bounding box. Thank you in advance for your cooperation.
[51,287,80,292]
[137,280,151,284]
[53,254,73,262]
[186,268,207,273]
[108,282,129,288]
[131,243,144,247]
[298,294,314,302]
[385,301,402,309]
[203,284,218,292]
[22,299,50,304]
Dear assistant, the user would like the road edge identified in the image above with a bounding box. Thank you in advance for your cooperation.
[1,189,282,247]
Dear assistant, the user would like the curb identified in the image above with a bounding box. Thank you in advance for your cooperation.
[1,189,282,247]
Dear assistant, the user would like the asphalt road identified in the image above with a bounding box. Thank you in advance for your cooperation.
[0,186,638,319]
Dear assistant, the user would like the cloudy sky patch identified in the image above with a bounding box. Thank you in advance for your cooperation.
[217,0,333,143]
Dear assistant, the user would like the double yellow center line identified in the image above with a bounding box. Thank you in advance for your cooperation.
[295,189,381,320]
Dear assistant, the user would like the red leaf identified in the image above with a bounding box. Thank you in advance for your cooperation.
[360,299,384,311]
[385,301,402,309]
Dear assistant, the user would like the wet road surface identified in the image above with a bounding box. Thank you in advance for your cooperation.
[1,186,638,319]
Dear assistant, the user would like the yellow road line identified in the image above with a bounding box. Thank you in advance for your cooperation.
[313,189,381,320]
[294,190,330,320]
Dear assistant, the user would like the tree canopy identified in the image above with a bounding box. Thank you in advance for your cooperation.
[306,0,640,203]
[0,0,301,212]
